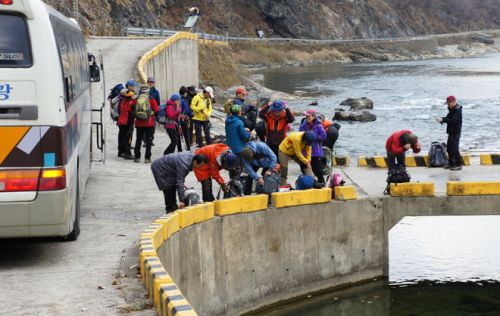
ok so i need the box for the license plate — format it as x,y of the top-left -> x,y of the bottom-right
0,182 -> 4,191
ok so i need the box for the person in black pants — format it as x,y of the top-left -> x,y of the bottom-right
437,96 -> 463,171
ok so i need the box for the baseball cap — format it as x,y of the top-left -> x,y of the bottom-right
446,96 -> 456,103
304,131 -> 317,145
222,153 -> 239,169
170,94 -> 181,101
147,77 -> 155,83
270,100 -> 284,112
236,87 -> 248,95
305,109 -> 317,117
126,79 -> 137,87
204,86 -> 214,98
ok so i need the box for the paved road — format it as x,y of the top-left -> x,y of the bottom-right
0,38 -> 165,316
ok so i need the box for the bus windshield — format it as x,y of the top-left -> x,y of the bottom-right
0,13 -> 32,68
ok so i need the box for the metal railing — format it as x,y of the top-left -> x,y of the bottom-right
125,26 -> 500,45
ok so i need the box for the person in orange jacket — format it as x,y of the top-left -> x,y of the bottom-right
194,144 -> 240,202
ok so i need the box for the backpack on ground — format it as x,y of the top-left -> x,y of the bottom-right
135,93 -> 152,121
295,175 -> 315,190
183,188 -> 200,206
384,165 -> 410,195
256,172 -> 280,195
322,146 -> 333,176
428,141 -> 448,167
157,103 -> 167,124
327,172 -> 346,199
217,179 -> 244,199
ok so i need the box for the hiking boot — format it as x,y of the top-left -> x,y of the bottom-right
443,164 -> 450,169
450,166 -> 462,171
118,153 -> 124,158
144,159 -> 151,164
134,158 -> 140,163
123,154 -> 134,160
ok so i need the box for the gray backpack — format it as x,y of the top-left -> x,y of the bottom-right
429,142 -> 448,167
256,172 -> 280,195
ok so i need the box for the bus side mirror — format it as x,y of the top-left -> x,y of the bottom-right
88,53 -> 100,82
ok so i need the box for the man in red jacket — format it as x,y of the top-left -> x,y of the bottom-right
193,143 -> 240,202
134,85 -> 160,163
385,130 -> 421,169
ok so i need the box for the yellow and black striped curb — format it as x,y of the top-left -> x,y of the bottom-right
332,156 -> 351,167
390,183 -> 435,197
480,154 -> 500,165
138,189 -> 361,314
358,154 -> 471,168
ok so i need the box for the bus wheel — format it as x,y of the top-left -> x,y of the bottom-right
65,176 -> 81,241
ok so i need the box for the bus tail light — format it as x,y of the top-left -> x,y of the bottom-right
0,170 -> 40,192
38,168 -> 66,191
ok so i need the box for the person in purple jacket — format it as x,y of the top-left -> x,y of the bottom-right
299,109 -> 327,184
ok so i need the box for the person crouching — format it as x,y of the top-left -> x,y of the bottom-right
385,130 -> 421,169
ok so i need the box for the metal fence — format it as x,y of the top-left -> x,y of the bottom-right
124,27 -> 500,45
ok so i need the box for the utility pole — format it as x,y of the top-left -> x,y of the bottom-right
72,0 -> 79,22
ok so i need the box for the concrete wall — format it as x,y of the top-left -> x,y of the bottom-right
138,32 -> 199,101
157,196 -> 500,315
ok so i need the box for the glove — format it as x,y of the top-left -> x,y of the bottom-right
221,183 -> 229,194
436,117 -> 443,123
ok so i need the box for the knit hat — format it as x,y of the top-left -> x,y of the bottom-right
304,131 -> 317,145
170,94 -> 181,101
241,147 -> 254,162
231,103 -> 242,115
270,100 -> 284,112
126,79 -> 137,87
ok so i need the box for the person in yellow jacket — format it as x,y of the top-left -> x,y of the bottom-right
278,131 -> 316,186
190,86 -> 214,148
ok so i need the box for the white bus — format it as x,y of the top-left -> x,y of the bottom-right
0,0 -> 98,240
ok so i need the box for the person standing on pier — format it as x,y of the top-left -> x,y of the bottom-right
437,96 -> 463,171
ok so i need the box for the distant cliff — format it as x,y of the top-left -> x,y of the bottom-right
43,0 -> 500,39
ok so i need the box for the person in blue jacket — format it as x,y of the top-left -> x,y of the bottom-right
179,86 -> 193,150
225,104 -> 251,180
240,141 -> 279,195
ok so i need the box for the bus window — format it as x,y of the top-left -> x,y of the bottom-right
0,13 -> 32,68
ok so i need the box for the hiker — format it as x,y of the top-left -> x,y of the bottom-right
243,100 -> 258,131
134,85 -> 160,163
437,96 -> 463,171
117,89 -> 136,159
299,109 -> 327,184
179,86 -> 193,151
147,77 -> 161,146
151,152 -> 208,213
193,144 -> 240,202
240,141 -> 279,195
259,100 -> 295,158
278,131 -> 316,186
224,87 -> 247,114
186,86 -> 197,147
163,94 -> 183,155
318,114 -> 340,151
191,86 -> 214,148
225,104 -> 251,180
385,130 -> 421,170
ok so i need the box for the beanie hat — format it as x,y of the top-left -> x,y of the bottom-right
241,147 -> 254,162
231,103 -> 242,115
170,94 -> 181,101
304,131 -> 317,145
270,100 -> 284,112
126,79 -> 137,87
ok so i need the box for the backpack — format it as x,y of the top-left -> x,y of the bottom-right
183,188 -> 200,206
256,172 -> 280,195
217,179 -> 244,199
295,175 -> 315,190
328,172 -> 346,199
108,83 -> 124,101
384,165 -> 410,195
157,103 -> 167,124
322,146 -> 333,175
429,142 -> 448,167
135,93 -> 152,121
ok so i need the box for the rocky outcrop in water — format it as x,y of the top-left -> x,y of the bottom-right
340,98 -> 374,111
334,109 -> 377,122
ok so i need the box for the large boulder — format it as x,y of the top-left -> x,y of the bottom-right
340,97 -> 374,111
334,109 -> 377,122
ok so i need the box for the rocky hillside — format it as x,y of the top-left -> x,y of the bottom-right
43,0 -> 500,39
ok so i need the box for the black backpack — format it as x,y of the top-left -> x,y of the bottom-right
429,142 -> 448,167
384,165 -> 410,195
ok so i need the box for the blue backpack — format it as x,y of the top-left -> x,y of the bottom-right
157,103 -> 167,124
296,175 -> 315,190
109,83 -> 124,100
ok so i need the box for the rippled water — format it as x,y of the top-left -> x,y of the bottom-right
260,54 -> 500,156
257,55 -> 500,315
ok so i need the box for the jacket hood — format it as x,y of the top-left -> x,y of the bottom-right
226,115 -> 243,124
245,141 -> 257,152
